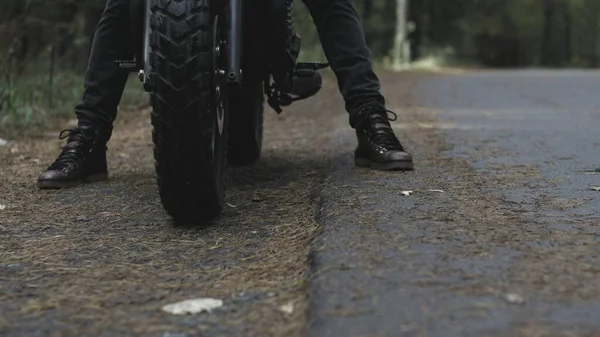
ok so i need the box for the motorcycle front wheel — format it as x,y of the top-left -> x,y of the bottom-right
148,0 -> 227,223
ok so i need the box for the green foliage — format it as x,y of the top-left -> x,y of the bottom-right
0,70 -> 146,131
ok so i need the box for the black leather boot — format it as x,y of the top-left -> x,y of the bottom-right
37,127 -> 108,189
353,107 -> 413,171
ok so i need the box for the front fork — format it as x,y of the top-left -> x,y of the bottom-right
140,0 -> 151,89
226,0 -> 243,84
116,0 -> 151,91
118,0 -> 245,88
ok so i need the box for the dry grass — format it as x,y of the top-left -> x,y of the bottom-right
0,79 -> 345,336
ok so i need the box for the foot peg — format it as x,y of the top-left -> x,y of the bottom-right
266,62 -> 329,113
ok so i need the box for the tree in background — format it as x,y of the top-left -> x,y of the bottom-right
392,0 -> 410,68
4,0 -> 600,73
541,0 -> 571,67
0,0 -> 122,127
4,0 -> 600,128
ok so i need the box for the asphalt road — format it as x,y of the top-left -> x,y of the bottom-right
308,70 -> 600,337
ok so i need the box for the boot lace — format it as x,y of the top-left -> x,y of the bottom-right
47,128 -> 91,171
365,108 -> 404,151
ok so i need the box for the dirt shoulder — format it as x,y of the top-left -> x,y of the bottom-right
0,74 -> 349,336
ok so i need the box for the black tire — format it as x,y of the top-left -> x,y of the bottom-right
149,0 -> 226,223
227,81 -> 264,166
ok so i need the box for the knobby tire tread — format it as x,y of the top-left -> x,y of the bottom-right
149,0 -> 225,222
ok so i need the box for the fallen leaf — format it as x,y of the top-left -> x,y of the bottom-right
226,202 -> 238,208
399,190 -> 413,196
279,302 -> 294,314
162,298 -> 223,315
0,205 -> 6,210
590,186 -> 600,191
428,189 -> 444,193
504,293 -> 525,305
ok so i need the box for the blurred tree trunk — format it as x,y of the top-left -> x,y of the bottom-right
563,1 -> 572,64
541,0 -> 569,67
392,0 -> 410,68
541,0 -> 555,66
408,0 -> 425,60
593,10 -> 600,67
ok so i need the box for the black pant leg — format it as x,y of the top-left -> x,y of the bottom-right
75,0 -> 133,141
301,0 -> 385,126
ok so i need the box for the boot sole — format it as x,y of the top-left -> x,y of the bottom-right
355,157 -> 414,171
37,172 -> 109,190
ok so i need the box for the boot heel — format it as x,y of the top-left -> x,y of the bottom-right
85,172 -> 109,182
354,157 -> 371,167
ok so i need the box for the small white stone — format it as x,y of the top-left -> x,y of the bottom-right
505,293 -> 525,305
279,302 -> 294,314
161,298 -> 223,315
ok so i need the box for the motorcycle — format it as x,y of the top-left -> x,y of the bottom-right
118,0 -> 328,223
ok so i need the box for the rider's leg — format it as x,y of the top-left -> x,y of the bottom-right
75,0 -> 133,139
38,0 -> 132,189
302,0 -> 413,170
301,0 -> 383,117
